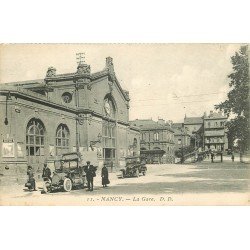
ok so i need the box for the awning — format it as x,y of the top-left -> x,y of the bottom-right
140,149 -> 166,154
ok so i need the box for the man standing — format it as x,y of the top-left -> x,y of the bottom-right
231,153 -> 235,162
84,161 -> 96,191
211,152 -> 214,163
42,162 -> 52,182
27,165 -> 37,191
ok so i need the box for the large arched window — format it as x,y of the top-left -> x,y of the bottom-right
104,94 -> 116,119
26,118 -> 45,156
56,124 -> 70,155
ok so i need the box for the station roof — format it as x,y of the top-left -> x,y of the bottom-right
130,119 -> 174,132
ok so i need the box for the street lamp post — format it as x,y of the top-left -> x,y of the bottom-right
181,130 -> 184,164
4,91 -> 12,125
90,133 -> 102,150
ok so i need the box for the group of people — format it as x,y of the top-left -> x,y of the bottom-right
26,161 -> 110,192
84,161 -> 110,191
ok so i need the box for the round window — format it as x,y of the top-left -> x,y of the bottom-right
62,92 -> 72,103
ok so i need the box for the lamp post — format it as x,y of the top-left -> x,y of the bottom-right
4,91 -> 12,125
90,133 -> 102,150
181,130 -> 184,164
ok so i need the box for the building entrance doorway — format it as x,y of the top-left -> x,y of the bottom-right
26,118 -> 46,170
102,122 -> 116,171
103,148 -> 115,159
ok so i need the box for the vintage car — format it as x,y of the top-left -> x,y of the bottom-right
117,156 -> 147,178
43,152 -> 86,193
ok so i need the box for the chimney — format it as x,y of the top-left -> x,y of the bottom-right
157,118 -> 165,125
46,67 -> 56,77
76,63 -> 91,75
106,57 -> 114,72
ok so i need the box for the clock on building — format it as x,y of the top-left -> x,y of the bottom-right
62,92 -> 72,103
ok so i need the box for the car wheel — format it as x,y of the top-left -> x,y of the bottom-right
43,181 -> 50,193
136,169 -> 139,178
121,171 -> 124,179
63,178 -> 72,192
143,171 -> 146,176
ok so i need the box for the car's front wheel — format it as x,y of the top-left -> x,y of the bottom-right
43,181 -> 51,193
136,169 -> 139,178
120,171 -> 124,179
63,178 -> 72,192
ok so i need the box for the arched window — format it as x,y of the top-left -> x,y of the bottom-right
56,124 -> 70,155
133,138 -> 138,147
26,118 -> 45,156
104,94 -> 116,118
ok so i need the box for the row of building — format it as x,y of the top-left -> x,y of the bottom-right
0,57 -> 228,177
130,110 -> 228,164
172,112 -> 228,152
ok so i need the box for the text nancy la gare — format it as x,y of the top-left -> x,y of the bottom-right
86,196 -> 173,202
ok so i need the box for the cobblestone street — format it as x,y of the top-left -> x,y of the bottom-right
1,159 -> 249,205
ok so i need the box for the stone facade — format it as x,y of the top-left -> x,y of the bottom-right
203,111 -> 228,151
130,119 -> 175,164
172,124 -> 191,151
178,111 -> 228,152
184,115 -> 203,135
0,57 -> 140,179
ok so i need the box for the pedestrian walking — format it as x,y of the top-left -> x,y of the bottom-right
42,162 -> 52,182
84,161 -> 96,191
231,153 -> 235,162
211,152 -> 214,163
101,164 -> 110,188
26,165 -> 37,191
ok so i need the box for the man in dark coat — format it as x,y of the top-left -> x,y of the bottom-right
231,153 -> 235,162
27,165 -> 37,191
101,164 -> 110,188
42,163 -> 52,182
84,161 -> 96,191
211,152 -> 214,163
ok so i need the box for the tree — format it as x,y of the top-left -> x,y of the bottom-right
215,45 -> 249,153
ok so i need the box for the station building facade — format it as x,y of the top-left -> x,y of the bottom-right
0,57 -> 140,178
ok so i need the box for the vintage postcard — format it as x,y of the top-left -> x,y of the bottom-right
0,44 -> 249,205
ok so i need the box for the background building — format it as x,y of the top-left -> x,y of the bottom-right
130,118 -> 175,164
173,127 -> 191,151
183,115 -> 204,149
184,115 -> 203,135
203,111 -> 228,151
0,57 -> 140,179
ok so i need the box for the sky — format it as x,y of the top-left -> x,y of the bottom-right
0,44 -> 241,122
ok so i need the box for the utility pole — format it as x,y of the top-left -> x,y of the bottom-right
181,130 -> 184,164
75,53 -> 85,153
75,85 -> 80,153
